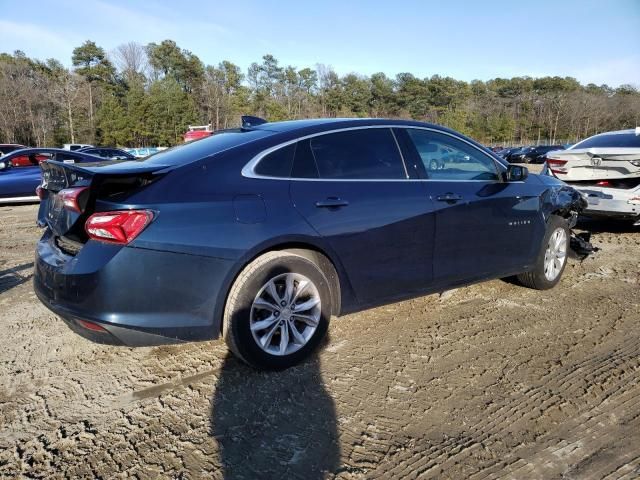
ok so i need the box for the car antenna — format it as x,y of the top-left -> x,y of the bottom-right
241,115 -> 268,129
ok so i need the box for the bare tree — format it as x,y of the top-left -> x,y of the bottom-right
112,42 -> 149,79
51,71 -> 84,143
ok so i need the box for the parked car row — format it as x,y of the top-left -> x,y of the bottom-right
124,147 -> 169,158
493,145 -> 567,164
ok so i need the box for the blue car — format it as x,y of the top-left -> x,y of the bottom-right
0,148 -> 106,204
34,118 -> 586,369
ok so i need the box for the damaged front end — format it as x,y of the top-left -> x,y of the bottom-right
537,172 -> 598,259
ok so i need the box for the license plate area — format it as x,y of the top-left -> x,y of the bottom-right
46,192 -> 65,225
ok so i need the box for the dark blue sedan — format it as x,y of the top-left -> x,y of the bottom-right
34,118 -> 586,369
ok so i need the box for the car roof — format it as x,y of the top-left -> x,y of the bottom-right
251,117 -> 452,134
588,128 -> 638,137
249,118 -> 487,149
246,117 -> 506,168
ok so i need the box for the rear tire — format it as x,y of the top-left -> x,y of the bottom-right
517,215 -> 569,290
223,251 -> 332,370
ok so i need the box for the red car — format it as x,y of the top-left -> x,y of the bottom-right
184,125 -> 213,143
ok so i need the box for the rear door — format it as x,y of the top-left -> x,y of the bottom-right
399,128 -> 544,283
289,127 -> 436,306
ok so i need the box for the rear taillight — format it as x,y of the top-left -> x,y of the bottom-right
547,159 -> 568,174
58,187 -> 89,213
85,210 -> 154,244
596,181 -> 611,187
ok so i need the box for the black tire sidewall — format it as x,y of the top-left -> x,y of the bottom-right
227,255 -> 332,370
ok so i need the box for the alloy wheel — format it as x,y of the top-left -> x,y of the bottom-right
249,273 -> 321,356
543,227 -> 567,281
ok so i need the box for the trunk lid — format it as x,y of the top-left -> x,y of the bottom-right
38,160 -> 170,239
547,147 -> 640,181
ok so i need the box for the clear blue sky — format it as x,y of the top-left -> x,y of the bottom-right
1,0 -> 639,87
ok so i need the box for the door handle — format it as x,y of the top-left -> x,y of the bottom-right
435,193 -> 463,203
315,197 -> 349,208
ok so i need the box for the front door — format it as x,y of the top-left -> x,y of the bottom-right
399,127 -> 544,284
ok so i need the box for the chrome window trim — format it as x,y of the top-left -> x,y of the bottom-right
241,124 -> 506,182
389,128 -> 409,179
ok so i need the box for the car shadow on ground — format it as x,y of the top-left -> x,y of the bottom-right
209,348 -> 340,479
0,262 -> 34,295
208,260 -> 340,477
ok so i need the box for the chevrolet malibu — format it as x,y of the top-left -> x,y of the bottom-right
34,118 -> 586,369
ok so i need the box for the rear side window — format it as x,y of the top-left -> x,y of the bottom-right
254,144 -> 296,177
573,132 -> 640,149
309,129 -> 406,179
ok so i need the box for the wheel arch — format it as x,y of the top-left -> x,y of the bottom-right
215,237 -> 351,335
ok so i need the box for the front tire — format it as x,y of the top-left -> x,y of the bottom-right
223,251 -> 332,370
517,215 -> 569,290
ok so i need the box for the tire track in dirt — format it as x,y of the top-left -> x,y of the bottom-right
361,334 -> 640,479
1,205 -> 639,478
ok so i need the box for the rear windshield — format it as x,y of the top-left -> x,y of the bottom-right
142,129 -> 274,166
573,132 -> 640,149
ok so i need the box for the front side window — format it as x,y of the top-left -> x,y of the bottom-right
308,128 -> 406,179
405,129 -> 499,181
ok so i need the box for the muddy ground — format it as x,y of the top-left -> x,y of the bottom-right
0,202 -> 639,479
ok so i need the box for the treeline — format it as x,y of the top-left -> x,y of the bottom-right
1,40 -> 639,148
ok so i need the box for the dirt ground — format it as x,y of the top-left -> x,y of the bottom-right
0,202 -> 639,479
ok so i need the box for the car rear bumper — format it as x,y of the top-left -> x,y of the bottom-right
34,229 -> 235,346
576,186 -> 640,222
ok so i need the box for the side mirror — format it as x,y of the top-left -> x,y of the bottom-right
506,164 -> 528,182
